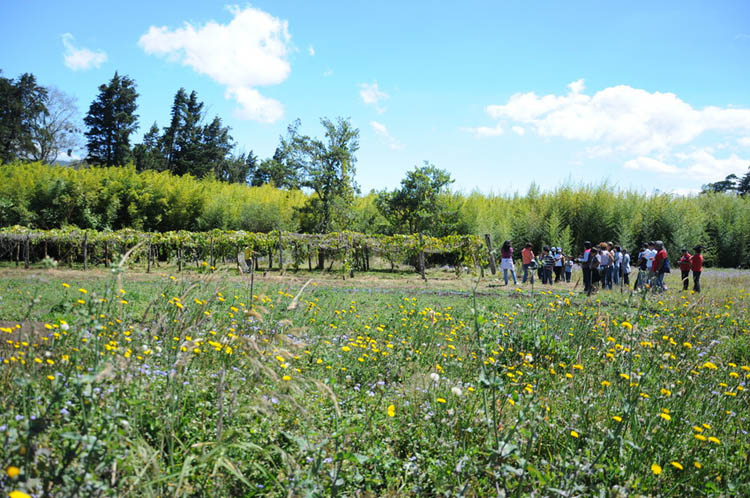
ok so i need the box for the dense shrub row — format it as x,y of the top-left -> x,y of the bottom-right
2,162 -> 749,267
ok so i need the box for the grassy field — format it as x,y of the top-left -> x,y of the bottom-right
1,263 -> 749,496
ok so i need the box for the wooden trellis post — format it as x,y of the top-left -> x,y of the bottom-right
418,233 -> 426,281
23,235 -> 30,269
83,232 -> 89,270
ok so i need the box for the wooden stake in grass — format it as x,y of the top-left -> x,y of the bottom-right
484,234 -> 497,276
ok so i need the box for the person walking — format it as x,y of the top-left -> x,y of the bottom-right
691,245 -> 704,293
499,240 -> 518,286
679,248 -> 692,291
521,243 -> 534,284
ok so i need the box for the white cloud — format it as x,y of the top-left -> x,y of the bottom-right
323,68 -> 333,77
61,33 -> 107,71
624,156 -> 680,174
139,5 -> 291,123
674,149 -> 749,181
479,79 -> 750,156
359,81 -> 389,113
370,121 -> 403,150
474,79 -> 750,183
625,149 -> 748,182
226,87 -> 283,123
464,124 -> 504,137
308,45 -> 315,56
511,126 -> 525,136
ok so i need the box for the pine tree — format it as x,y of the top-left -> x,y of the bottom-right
0,72 -> 48,162
83,72 -> 139,166
133,122 -> 166,171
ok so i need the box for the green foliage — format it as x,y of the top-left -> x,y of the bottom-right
286,118 -> 360,233
375,162 -> 456,235
0,71 -> 48,163
84,72 -> 139,166
2,162 -> 750,267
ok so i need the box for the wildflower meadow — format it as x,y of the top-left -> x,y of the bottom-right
0,262 -> 748,496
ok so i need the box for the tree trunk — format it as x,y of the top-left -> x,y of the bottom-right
484,234 -> 497,275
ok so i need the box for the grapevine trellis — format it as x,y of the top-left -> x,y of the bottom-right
0,226 -> 489,277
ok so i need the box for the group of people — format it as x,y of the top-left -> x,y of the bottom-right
499,241 -> 574,286
496,240 -> 705,294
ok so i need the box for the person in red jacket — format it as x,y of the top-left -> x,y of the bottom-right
679,248 -> 692,291
691,245 -> 704,293
652,241 -> 668,292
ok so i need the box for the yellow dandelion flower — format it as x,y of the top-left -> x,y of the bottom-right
708,436 -> 720,444
612,416 -> 622,423
78,288 -> 87,294
10,491 -> 31,498
282,375 -> 291,381
436,398 -> 447,404
694,461 -> 702,469
6,466 -> 20,478
621,321 -> 633,330
659,413 -> 671,421
570,430 -> 579,438
651,463 -> 662,475
670,461 -> 683,470
387,404 -> 395,417
694,434 -> 707,441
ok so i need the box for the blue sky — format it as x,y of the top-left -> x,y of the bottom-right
2,0 -> 750,195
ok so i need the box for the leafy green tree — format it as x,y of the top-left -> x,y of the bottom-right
285,118 -> 360,234
0,71 -> 48,162
375,162 -> 456,235
251,147 -> 301,189
84,72 -> 139,166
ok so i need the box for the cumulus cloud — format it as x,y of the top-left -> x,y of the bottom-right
308,45 -> 315,56
359,81 -> 389,113
738,137 -> 750,147
472,79 -> 750,182
139,5 -> 291,123
511,126 -> 525,136
370,121 -> 403,150
61,33 -> 107,71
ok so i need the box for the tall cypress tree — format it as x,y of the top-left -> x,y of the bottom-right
84,72 -> 139,166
